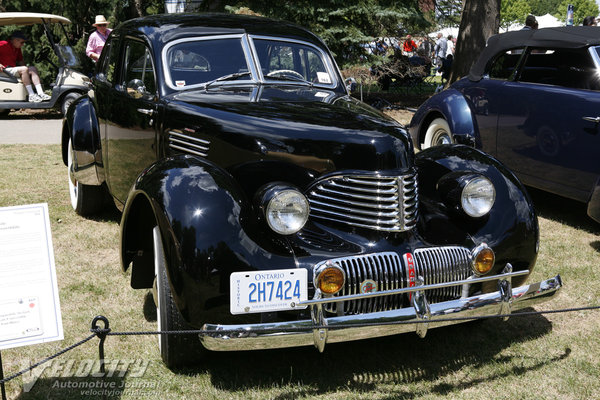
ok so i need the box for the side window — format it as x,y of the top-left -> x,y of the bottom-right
518,48 -> 598,90
123,40 -> 156,99
99,37 -> 120,84
518,49 -> 560,85
488,50 -> 521,80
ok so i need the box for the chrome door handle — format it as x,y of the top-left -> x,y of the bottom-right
582,116 -> 600,123
137,108 -> 155,116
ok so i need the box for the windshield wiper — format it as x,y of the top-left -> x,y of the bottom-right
266,74 -> 313,87
201,71 -> 252,90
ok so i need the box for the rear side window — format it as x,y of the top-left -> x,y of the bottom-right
518,48 -> 599,90
488,50 -> 521,80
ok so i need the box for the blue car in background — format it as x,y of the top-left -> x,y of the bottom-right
409,26 -> 600,223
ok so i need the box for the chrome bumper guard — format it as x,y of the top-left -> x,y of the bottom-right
200,265 -> 562,352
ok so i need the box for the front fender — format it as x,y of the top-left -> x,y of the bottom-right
61,95 -> 104,185
121,155 -> 296,326
409,88 -> 478,149
415,144 -> 539,287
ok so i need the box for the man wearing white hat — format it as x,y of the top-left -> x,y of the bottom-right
86,15 -> 111,61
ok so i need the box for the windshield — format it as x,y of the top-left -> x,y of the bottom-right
164,37 -> 250,89
253,38 -> 333,86
55,45 -> 81,68
163,35 -> 336,90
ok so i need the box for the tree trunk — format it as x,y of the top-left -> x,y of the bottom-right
448,0 -> 500,84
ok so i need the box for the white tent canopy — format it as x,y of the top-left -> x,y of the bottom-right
431,14 -> 563,37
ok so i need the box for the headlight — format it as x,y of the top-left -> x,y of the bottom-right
461,176 -> 496,217
260,185 -> 309,235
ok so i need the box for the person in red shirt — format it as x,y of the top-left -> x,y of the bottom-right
0,31 -> 50,102
403,35 -> 418,55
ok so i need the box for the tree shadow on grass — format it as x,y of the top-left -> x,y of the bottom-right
170,310 -> 565,398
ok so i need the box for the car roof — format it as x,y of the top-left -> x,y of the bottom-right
469,26 -> 600,81
0,12 -> 70,26
115,13 -> 326,48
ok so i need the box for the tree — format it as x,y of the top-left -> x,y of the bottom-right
500,0 -> 531,31
217,1 -> 429,67
448,0 -> 500,84
435,0 -> 463,27
529,0 -> 562,15
554,0 -> 599,25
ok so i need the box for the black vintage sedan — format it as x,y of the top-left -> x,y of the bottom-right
62,13 -> 561,368
409,27 -> 600,223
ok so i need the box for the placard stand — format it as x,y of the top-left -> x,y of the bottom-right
0,350 -> 6,400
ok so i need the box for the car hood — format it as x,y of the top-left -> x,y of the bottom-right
165,86 -> 414,174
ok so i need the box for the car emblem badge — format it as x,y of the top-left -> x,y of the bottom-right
360,279 -> 377,294
3,89 -> 11,93
403,252 -> 416,300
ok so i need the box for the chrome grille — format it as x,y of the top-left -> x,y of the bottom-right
319,252 -> 406,315
319,246 -> 472,315
168,130 -> 210,157
307,173 -> 418,232
413,246 -> 473,303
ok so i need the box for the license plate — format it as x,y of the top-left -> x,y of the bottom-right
230,269 -> 308,314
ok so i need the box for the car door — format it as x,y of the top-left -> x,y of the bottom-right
495,46 -> 600,202
103,38 -> 159,204
460,49 -> 525,155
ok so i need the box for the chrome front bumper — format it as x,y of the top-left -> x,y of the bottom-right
200,267 -> 562,352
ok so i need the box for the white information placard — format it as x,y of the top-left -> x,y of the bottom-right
0,203 -> 63,350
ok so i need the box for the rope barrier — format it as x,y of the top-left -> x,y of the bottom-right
1,304 -> 599,387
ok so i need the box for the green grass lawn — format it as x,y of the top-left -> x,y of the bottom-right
0,144 -> 599,399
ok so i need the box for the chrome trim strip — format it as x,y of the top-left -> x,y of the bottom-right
169,145 -> 208,158
200,275 -> 562,351
168,131 -> 211,157
168,131 -> 210,145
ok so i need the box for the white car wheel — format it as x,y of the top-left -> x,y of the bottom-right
423,118 -> 453,149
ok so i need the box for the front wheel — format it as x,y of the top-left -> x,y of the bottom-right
153,226 -> 205,368
423,118 -> 453,149
67,138 -> 106,216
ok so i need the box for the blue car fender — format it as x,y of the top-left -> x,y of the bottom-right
410,88 -> 478,149
120,155 -> 295,324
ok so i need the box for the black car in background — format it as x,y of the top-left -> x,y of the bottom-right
62,13 -> 561,368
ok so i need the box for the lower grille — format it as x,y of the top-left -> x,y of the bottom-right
318,246 -> 472,315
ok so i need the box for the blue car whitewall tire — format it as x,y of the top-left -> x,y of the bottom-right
424,118 -> 453,149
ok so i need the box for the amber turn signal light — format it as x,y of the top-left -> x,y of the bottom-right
472,244 -> 495,275
316,263 -> 345,295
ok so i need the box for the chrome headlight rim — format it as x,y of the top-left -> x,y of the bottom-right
259,184 -> 310,235
471,243 -> 495,276
461,175 -> 496,218
313,261 -> 346,295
